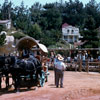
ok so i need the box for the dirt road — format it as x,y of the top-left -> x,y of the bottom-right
0,71 -> 100,100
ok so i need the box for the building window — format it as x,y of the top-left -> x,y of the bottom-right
64,36 -> 68,40
67,29 -> 69,33
74,36 -> 78,42
71,30 -> 74,34
69,36 -> 73,43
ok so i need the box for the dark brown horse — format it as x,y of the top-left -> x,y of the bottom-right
9,55 -> 43,92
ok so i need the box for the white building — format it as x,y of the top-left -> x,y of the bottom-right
0,20 -> 11,29
62,23 -> 82,43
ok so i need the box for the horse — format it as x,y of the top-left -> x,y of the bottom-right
0,55 -> 16,89
8,55 -> 43,91
0,56 -> 5,89
0,55 -> 12,89
4,55 -> 16,89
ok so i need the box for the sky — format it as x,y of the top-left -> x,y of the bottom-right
0,0 -> 100,7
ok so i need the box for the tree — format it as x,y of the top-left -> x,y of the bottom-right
85,0 -> 100,28
62,0 -> 84,26
29,2 -> 42,24
14,1 -> 29,31
0,33 -> 6,46
82,15 -> 99,48
42,3 -> 62,30
11,32 -> 26,39
1,0 -> 12,19
27,23 -> 42,40
0,5 -> 2,19
41,29 -> 61,47
50,29 -> 62,42
41,30 -> 55,47
0,25 -> 4,32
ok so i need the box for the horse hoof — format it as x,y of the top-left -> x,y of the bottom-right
16,90 -> 20,93
15,88 -> 20,93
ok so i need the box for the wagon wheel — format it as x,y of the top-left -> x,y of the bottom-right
38,71 -> 45,87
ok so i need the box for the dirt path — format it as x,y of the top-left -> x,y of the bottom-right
0,71 -> 100,100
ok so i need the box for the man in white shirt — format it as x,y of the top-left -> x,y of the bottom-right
53,55 -> 58,85
55,54 -> 66,88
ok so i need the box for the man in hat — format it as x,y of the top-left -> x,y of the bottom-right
53,54 -> 59,85
55,54 -> 66,88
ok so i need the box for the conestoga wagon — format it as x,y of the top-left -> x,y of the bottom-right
0,36 -> 49,92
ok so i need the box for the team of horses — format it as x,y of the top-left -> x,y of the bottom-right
0,55 -> 44,92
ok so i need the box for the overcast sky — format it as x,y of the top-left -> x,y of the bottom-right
0,0 -> 100,7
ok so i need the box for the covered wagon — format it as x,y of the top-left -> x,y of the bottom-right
14,36 -> 49,89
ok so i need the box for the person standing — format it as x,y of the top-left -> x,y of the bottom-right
54,54 -> 58,85
82,52 -> 86,68
55,54 -> 66,88
77,51 -> 82,72
98,55 -> 100,61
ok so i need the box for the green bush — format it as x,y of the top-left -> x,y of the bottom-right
0,33 -> 6,46
11,32 -> 26,39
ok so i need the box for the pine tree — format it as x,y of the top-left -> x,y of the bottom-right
82,15 -> 99,48
1,0 -> 11,19
0,33 -> 6,46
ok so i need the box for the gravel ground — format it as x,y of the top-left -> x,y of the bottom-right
0,71 -> 100,100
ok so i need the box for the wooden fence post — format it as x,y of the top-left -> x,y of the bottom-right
75,62 -> 77,72
86,60 -> 89,72
79,60 -> 82,72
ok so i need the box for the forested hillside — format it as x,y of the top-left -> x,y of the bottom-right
0,0 -> 100,47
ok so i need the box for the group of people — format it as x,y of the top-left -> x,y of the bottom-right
21,49 -> 100,88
